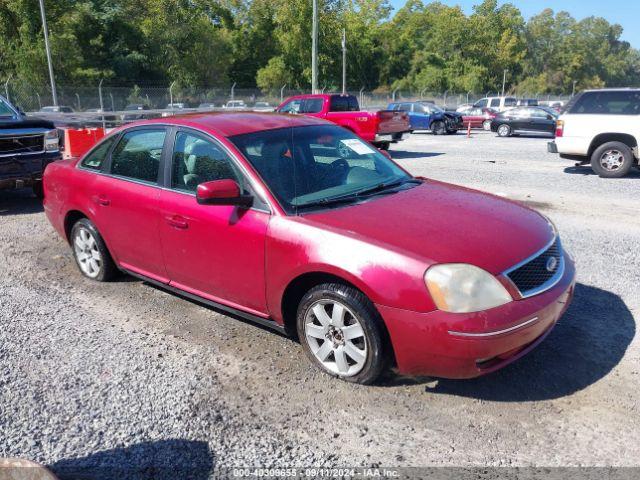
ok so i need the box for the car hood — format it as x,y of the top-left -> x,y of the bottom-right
0,116 -> 55,131
300,180 -> 554,275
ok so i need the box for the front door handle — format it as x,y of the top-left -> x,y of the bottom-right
92,195 -> 110,206
165,215 -> 188,229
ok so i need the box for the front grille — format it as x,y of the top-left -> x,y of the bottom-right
0,134 -> 44,155
506,238 -> 563,297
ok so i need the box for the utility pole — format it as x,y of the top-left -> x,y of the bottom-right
341,29 -> 346,95
501,69 -> 508,97
38,0 -> 58,106
311,0 -> 319,94
572,80 -> 578,97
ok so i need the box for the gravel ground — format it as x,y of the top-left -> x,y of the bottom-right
0,130 -> 638,478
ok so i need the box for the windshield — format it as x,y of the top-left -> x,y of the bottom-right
230,125 -> 413,213
0,98 -> 17,118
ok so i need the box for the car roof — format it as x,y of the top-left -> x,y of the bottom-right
130,112 -> 329,137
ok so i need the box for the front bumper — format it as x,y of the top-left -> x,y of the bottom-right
378,255 -> 576,379
547,141 -> 558,153
0,150 -> 61,190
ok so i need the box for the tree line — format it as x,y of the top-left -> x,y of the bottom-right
1,0 -> 638,95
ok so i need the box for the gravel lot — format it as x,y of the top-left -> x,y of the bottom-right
0,130 -> 638,477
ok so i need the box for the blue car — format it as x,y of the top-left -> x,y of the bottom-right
387,101 -> 463,135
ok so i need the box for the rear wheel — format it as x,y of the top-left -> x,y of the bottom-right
71,218 -> 117,281
296,283 -> 387,384
483,120 -> 492,131
590,141 -> 634,178
497,124 -> 511,137
376,141 -> 390,151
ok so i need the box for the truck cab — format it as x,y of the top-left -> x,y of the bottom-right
0,95 -> 61,198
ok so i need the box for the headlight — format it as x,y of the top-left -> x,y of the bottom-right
425,264 -> 512,313
44,129 -> 59,151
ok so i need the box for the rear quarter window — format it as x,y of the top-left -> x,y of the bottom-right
569,91 -> 640,115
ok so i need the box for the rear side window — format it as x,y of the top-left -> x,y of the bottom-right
80,136 -> 117,170
490,98 -> 501,108
569,91 -> 640,115
109,129 -> 166,184
329,95 -> 359,112
301,98 -> 324,113
504,97 -> 517,107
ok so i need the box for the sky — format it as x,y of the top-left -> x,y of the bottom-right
389,0 -> 640,47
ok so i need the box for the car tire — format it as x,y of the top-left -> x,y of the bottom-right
32,181 -> 44,200
431,121 -> 446,135
377,141 -> 390,151
447,129 -> 458,135
497,124 -> 511,137
590,141 -> 634,178
483,120 -> 492,131
296,283 -> 388,384
71,218 -> 118,281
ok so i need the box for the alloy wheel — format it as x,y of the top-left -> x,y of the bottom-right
73,227 -> 102,278
483,120 -> 491,131
304,299 -> 368,377
498,124 -> 510,137
599,149 -> 624,172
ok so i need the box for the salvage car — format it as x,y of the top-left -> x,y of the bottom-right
491,106 -> 558,137
0,94 -> 61,198
387,101 -> 462,135
43,113 -> 575,384
278,94 -> 409,149
460,107 -> 498,130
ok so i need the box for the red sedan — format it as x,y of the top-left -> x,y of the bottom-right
43,113 -> 575,384
461,107 -> 498,130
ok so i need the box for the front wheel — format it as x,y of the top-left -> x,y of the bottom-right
296,283 -> 387,384
71,218 -> 118,281
431,121 -> 446,135
590,141 -> 634,178
497,124 -> 512,137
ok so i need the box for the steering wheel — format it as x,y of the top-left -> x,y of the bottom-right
330,158 -> 350,183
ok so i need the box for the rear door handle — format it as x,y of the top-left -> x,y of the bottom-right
165,215 -> 188,229
92,195 -> 110,206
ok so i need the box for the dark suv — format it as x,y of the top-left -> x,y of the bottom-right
1,95 -> 61,198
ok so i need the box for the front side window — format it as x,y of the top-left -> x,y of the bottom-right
230,125 -> 414,213
171,132 -> 240,192
109,129 -> 166,184
398,103 -> 412,112
0,99 -> 17,118
279,99 -> 302,114
475,99 -> 488,108
504,97 -> 517,107
80,136 -> 117,170
490,98 -> 501,108
569,91 -> 640,115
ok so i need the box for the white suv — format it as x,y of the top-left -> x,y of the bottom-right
548,88 -> 640,178
473,96 -> 518,112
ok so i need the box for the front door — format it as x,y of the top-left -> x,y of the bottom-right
158,129 -> 270,316
96,127 -> 168,282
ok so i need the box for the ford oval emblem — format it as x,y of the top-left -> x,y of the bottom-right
546,256 -> 558,273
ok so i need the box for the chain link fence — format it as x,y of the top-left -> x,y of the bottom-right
3,82 -> 572,115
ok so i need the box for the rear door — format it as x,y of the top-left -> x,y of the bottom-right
158,128 -> 270,315
95,126 -> 169,281
529,108 -> 556,134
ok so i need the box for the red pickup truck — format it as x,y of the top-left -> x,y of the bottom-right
276,94 -> 410,150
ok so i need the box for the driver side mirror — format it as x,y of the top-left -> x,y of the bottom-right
196,179 -> 253,208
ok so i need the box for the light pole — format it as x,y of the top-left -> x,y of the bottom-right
75,93 -> 81,111
572,80 -> 578,97
341,29 -> 347,95
280,84 -> 287,103
38,0 -> 58,106
169,81 -> 176,108
4,75 -> 11,101
98,79 -> 105,130
311,0 -> 319,93
230,82 -> 236,100
501,69 -> 508,97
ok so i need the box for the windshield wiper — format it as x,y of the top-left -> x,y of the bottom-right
295,178 -> 420,211
350,177 -> 420,197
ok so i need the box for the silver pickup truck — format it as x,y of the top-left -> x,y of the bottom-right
1,95 -> 61,198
